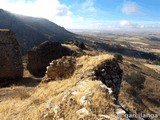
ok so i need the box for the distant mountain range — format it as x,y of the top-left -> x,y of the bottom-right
0,9 -> 75,53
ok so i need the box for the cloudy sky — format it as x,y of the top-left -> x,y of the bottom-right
0,0 -> 160,30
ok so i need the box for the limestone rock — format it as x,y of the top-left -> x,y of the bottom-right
116,108 -> 126,117
98,114 -> 111,119
76,108 -> 89,118
80,96 -> 88,105
27,41 -> 73,77
0,29 -> 23,79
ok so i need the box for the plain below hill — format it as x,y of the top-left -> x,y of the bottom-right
0,9 -> 75,53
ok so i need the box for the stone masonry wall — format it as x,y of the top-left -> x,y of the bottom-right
45,56 -> 76,81
0,29 -> 23,79
92,59 -> 123,100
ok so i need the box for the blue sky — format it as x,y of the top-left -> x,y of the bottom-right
0,0 -> 160,30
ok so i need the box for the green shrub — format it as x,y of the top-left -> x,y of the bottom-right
114,53 -> 123,62
78,42 -> 86,49
124,72 -> 146,89
152,59 -> 160,65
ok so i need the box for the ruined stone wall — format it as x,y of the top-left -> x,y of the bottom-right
92,59 -> 123,100
0,29 -> 23,79
27,41 -> 63,77
42,55 -> 124,119
44,55 -> 122,100
45,56 -> 76,81
27,41 -> 74,77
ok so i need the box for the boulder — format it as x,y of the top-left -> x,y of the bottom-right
0,29 -> 23,79
27,41 -> 73,77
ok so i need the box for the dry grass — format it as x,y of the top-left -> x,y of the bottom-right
119,81 -> 152,115
1,51 -> 159,119
0,54 -> 115,120
129,41 -> 148,46
62,43 -> 101,56
62,44 -> 81,52
23,69 -> 32,77
141,76 -> 160,114
144,64 -> 160,73
150,49 -> 160,54
116,37 -> 141,41
119,56 -> 160,119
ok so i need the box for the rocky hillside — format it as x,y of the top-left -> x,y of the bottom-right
0,35 -> 159,119
0,54 -> 125,120
0,9 -> 75,53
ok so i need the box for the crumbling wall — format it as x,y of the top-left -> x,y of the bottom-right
45,56 -> 76,80
92,59 -> 123,100
0,29 -> 23,79
44,55 -> 123,101
41,55 -> 124,119
27,41 -> 74,77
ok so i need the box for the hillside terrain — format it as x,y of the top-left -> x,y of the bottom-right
75,31 -> 160,61
0,14 -> 160,119
0,42 -> 159,120
0,9 -> 75,53
0,0 -> 160,119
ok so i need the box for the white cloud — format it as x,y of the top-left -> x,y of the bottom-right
78,16 -> 84,22
120,20 -> 137,28
82,0 -> 96,12
122,2 -> 139,14
0,0 -> 73,28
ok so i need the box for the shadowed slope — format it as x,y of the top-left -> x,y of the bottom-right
0,9 -> 75,53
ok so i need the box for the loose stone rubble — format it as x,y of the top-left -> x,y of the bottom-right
76,108 -> 90,118
45,56 -> 76,80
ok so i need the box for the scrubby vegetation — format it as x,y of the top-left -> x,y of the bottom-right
124,72 -> 146,89
152,59 -> 160,65
114,53 -> 123,62
94,42 -> 160,60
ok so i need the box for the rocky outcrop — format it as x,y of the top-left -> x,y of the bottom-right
0,29 -> 23,79
92,59 -> 123,101
27,41 -> 73,77
44,56 -> 76,81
